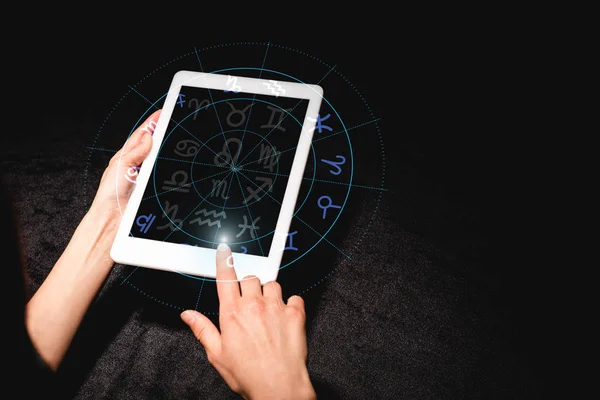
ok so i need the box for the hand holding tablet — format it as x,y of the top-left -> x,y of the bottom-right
110,70 -> 323,284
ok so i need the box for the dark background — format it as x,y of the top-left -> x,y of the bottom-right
2,34 -> 543,399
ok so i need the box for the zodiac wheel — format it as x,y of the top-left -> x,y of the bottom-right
84,42 -> 386,314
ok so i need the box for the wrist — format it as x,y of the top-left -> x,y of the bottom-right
66,201 -> 122,270
246,367 -> 316,400
85,200 -> 122,241
296,370 -> 317,400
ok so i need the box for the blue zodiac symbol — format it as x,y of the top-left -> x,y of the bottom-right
285,231 -> 298,251
177,94 -> 186,107
320,155 -> 346,176
224,75 -> 241,93
310,113 -> 332,133
241,246 -> 248,254
317,196 -> 341,219
136,213 -> 156,234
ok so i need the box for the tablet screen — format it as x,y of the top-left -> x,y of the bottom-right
129,85 -> 310,257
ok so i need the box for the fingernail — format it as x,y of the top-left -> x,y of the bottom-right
217,243 -> 230,252
180,310 -> 195,324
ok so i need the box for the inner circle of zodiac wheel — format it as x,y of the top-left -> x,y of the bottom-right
84,42 -> 386,314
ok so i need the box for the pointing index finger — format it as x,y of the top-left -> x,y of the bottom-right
216,243 -> 240,304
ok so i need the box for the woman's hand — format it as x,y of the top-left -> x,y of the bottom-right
180,244 -> 316,400
89,109 -> 160,224
26,110 -> 161,371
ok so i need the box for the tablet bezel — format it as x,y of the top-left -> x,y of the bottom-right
110,70 -> 323,284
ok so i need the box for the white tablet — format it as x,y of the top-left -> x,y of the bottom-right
110,70 -> 323,284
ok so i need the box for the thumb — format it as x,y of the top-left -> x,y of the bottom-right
180,310 -> 222,356
120,109 -> 160,166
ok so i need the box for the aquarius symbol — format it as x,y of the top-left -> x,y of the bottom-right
285,231 -> 298,251
261,105 -> 291,132
177,93 -> 186,107
225,102 -> 252,128
236,215 -> 261,239
308,113 -> 333,133
262,80 -> 285,97
136,213 -> 156,234
189,209 -> 227,228
317,196 -> 341,219
224,75 -> 241,93
321,155 -> 346,175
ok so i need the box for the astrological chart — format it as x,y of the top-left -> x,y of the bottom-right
84,42 -> 386,314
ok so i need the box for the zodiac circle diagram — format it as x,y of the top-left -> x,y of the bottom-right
84,42 -> 386,315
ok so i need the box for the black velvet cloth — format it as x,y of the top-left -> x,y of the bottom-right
2,37 -> 543,399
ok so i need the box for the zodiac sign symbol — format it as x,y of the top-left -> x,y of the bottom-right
308,113 -> 332,133
226,254 -> 235,267
189,209 -> 227,228
124,166 -> 140,184
214,137 -> 242,167
163,170 -> 191,193
261,105 -> 291,132
225,102 -> 252,128
285,231 -> 298,251
224,75 -> 241,93
188,98 -> 211,120
174,139 -> 200,158
272,230 -> 299,253
317,196 -> 341,219
236,215 -> 261,239
157,201 -> 183,231
210,179 -> 230,200
135,213 -> 156,234
262,80 -> 285,97
177,93 -> 186,107
140,119 -> 157,136
244,176 -> 273,203
258,143 -> 278,172
321,155 -> 346,176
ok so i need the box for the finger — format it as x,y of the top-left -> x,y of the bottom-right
112,109 -> 160,167
122,130 -> 152,167
287,295 -> 306,312
262,280 -> 283,300
180,310 -> 221,357
239,275 -> 262,297
216,243 -> 241,304
121,109 -> 162,151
